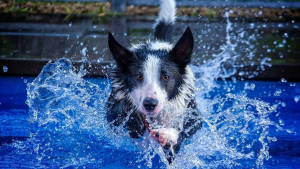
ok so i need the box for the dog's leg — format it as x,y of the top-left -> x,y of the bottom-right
149,99 -> 202,163
181,99 -> 202,138
150,128 -> 179,147
106,96 -> 146,139
106,96 -> 128,127
149,128 -> 182,163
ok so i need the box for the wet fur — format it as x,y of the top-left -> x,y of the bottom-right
106,0 -> 202,164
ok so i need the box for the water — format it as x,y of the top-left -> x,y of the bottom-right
1,15 -> 300,168
2,66 -> 8,73
0,65 -> 299,168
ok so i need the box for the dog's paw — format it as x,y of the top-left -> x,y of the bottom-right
150,128 -> 179,149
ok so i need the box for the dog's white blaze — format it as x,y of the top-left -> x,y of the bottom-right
144,56 -> 167,114
130,55 -> 168,116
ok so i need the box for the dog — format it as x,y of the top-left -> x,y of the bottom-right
106,0 -> 202,163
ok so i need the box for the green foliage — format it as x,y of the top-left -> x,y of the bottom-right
64,5 -> 73,14
98,3 -> 103,14
206,9 -> 216,18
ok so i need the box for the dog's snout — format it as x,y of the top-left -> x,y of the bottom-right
143,97 -> 158,111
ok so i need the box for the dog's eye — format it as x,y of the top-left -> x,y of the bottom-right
162,75 -> 170,81
136,74 -> 143,80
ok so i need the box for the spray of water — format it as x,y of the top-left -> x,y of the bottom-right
4,58 -> 140,168
5,13 -> 291,168
169,11 -> 288,168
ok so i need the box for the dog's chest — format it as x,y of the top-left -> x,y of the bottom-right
149,105 -> 186,130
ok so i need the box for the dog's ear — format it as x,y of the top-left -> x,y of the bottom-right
170,27 -> 194,68
108,32 -> 133,68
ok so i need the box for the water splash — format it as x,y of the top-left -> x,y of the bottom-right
8,58 -> 140,168
169,11 -> 286,168
3,14 -> 290,168
3,66 -> 8,73
171,92 -> 284,168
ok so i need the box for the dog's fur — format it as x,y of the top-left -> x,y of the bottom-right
106,0 -> 202,163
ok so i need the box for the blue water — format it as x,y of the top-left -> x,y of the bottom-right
0,60 -> 299,168
1,12 -> 300,167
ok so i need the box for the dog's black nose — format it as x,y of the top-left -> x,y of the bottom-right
143,97 -> 158,111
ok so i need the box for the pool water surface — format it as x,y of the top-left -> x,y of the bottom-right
0,73 -> 299,168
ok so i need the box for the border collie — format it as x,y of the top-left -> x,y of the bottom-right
106,0 -> 202,163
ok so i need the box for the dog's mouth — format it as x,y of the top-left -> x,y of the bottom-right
140,106 -> 162,117
143,110 -> 159,117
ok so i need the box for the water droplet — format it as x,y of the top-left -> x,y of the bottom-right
227,93 -> 234,98
277,43 -> 284,48
225,11 -> 229,18
274,89 -> 282,96
282,39 -> 287,44
239,71 -> 245,76
3,66 -> 8,73
258,10 -> 262,15
97,58 -> 104,63
69,22 -> 72,27
250,83 -> 255,90
281,78 -> 287,83
290,83 -> 296,86
24,79 -> 27,83
294,96 -> 300,103
81,47 -> 87,56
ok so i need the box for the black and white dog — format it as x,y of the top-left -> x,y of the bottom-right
106,0 -> 202,163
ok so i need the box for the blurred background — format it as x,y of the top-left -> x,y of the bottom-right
0,0 -> 299,80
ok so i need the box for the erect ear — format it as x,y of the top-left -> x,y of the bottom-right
108,32 -> 133,68
170,27 -> 194,68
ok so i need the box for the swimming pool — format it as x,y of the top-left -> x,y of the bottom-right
0,67 -> 299,168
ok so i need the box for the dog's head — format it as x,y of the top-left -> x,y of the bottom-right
108,27 -> 194,117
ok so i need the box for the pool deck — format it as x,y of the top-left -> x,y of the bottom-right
0,13 -> 300,81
